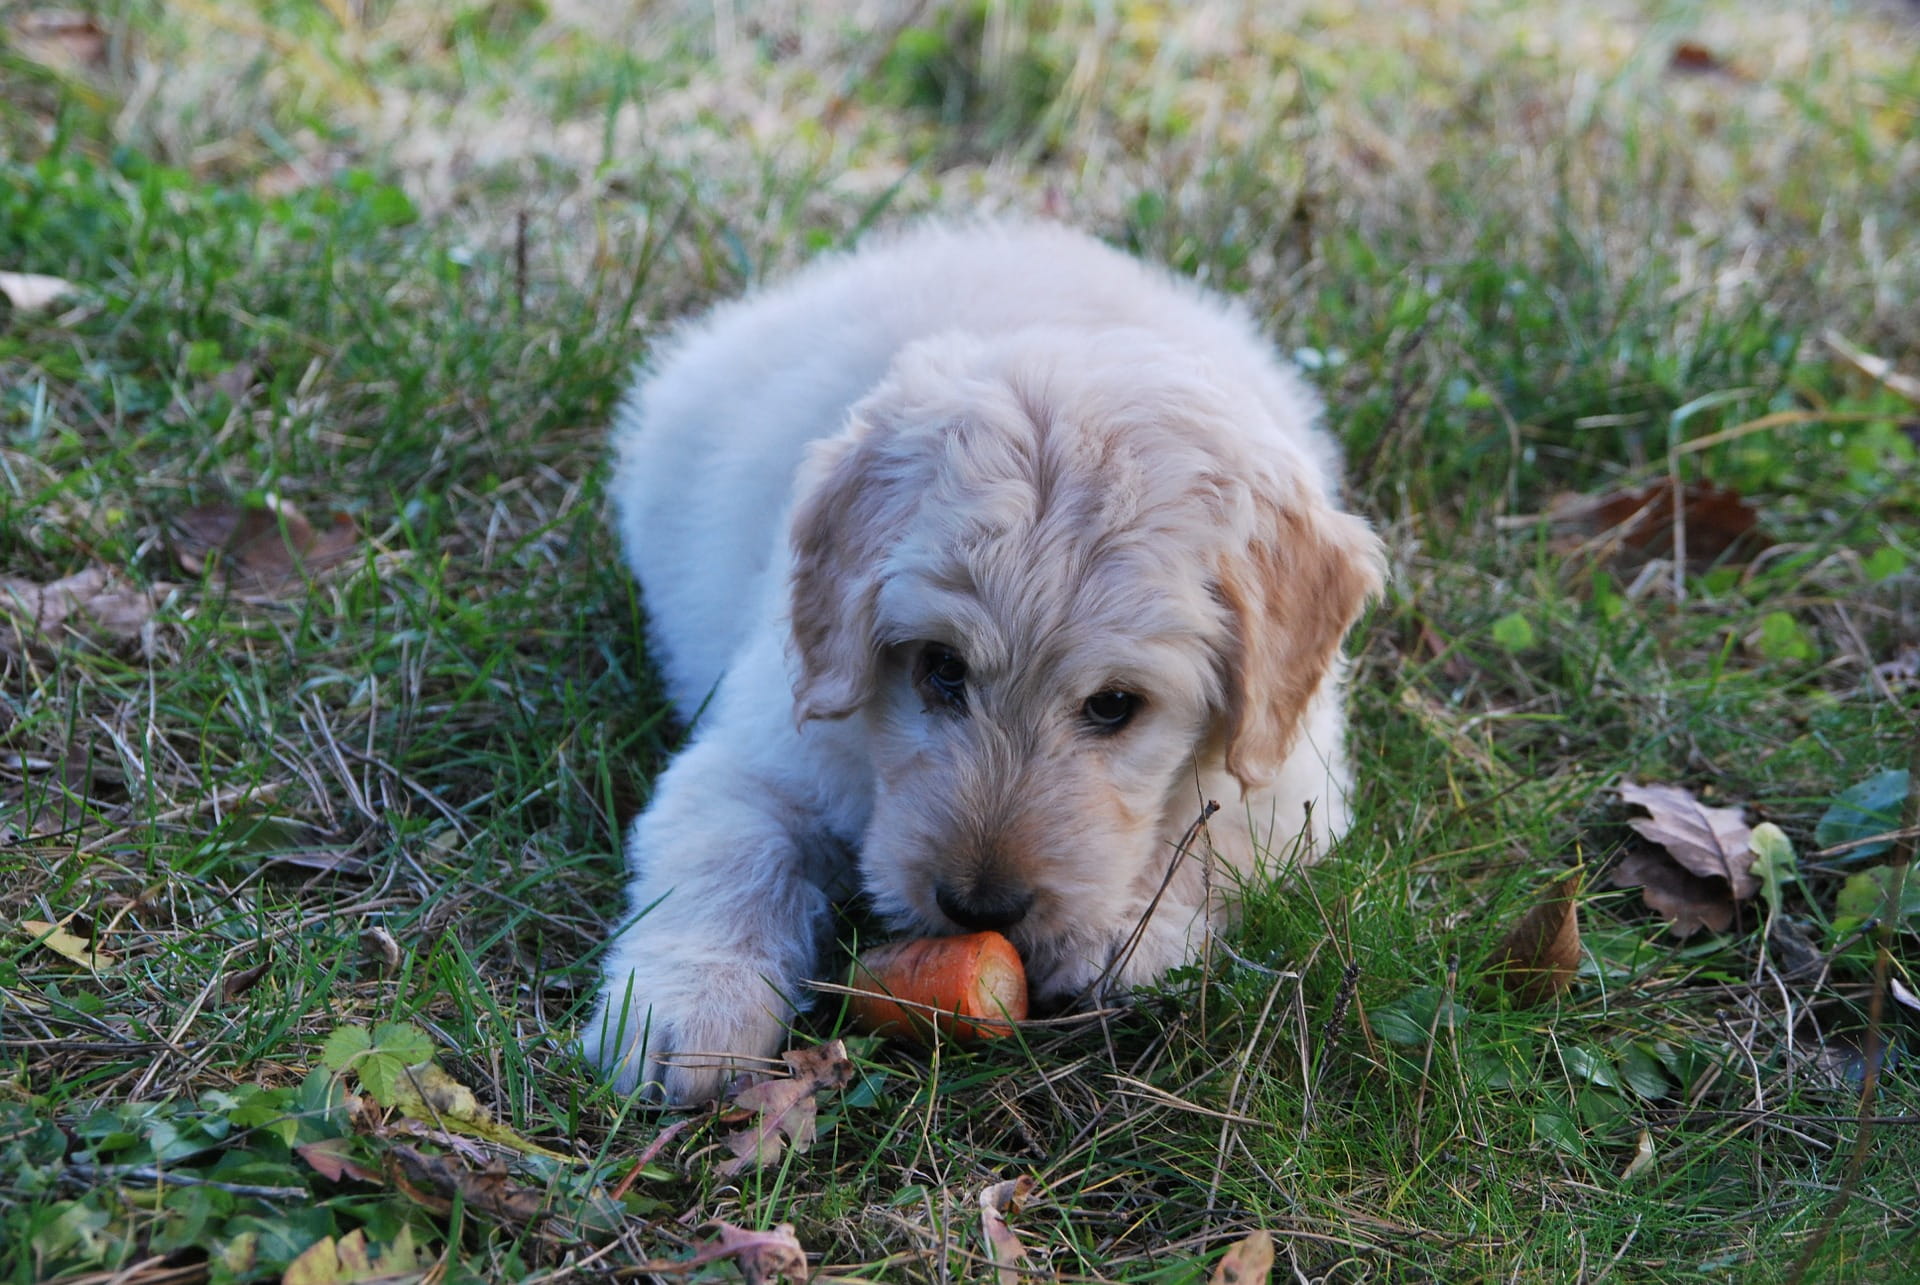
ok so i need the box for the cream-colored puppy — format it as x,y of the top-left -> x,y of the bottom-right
584,221 -> 1383,1104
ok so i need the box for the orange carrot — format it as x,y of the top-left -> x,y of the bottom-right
846,931 -> 1029,1043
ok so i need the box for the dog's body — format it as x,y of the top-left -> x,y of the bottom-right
585,221 -> 1383,1104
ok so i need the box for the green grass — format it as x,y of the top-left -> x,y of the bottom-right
3,2 -> 1918,1281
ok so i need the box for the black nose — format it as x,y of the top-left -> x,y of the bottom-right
935,881 -> 1034,933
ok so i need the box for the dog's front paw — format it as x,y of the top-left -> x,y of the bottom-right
582,959 -> 797,1105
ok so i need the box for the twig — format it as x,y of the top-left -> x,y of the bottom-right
61,1162 -> 307,1200
1067,801 -> 1218,1010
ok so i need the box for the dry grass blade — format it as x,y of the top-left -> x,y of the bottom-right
1824,329 -> 1920,405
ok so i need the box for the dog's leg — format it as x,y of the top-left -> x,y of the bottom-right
581,733 -> 833,1104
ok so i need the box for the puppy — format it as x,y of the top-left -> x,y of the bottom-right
583,220 -> 1384,1104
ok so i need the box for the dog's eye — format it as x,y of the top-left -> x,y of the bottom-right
1082,689 -> 1138,732
916,644 -> 969,710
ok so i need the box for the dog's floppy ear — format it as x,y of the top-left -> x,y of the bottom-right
787,419 -> 911,723
1215,493 -> 1385,790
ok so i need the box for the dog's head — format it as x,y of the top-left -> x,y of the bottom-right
786,327 -> 1384,1001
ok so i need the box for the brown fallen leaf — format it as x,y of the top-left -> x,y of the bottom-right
1485,871 -> 1583,1006
632,1222 -> 809,1284
717,1039 -> 855,1176
9,11 -> 110,71
0,269 -> 77,310
170,497 -> 361,593
1211,1229 -> 1275,1285
385,1145 -> 550,1228
1668,40 -> 1749,79
1607,849 -> 1737,937
1618,781 -> 1757,899
1542,481 -> 1766,569
295,1138 -> 384,1186
980,1175 -> 1036,1285
221,959 -> 271,1001
0,565 -> 165,649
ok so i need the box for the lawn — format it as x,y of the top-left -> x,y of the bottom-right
2,1 -> 1917,1281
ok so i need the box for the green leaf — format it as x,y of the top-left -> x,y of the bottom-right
1616,1042 -> 1672,1101
1561,1044 -> 1618,1089
320,1025 -> 371,1072
184,339 -> 226,377
33,1199 -> 115,1269
1749,822 -> 1798,915
371,1021 -> 435,1066
1491,612 -> 1536,651
1834,866 -> 1920,935
1371,986 -> 1469,1046
1753,610 -> 1816,661
1816,769 -> 1909,862
1863,546 -> 1907,582
1533,1110 -> 1585,1155
1590,570 -> 1627,622
1650,1039 -> 1718,1094
357,1052 -> 407,1106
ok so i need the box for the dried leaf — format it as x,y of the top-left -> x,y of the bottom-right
633,1221 -> 806,1275
1618,781 -> 1758,899
295,1138 -> 383,1185
1543,481 -> 1765,569
1620,1129 -> 1656,1181
1211,1229 -> 1275,1284
1606,849 -> 1736,938
979,1175 -> 1035,1285
362,924 -> 402,969
627,1221 -> 809,1282
170,497 -> 362,593
0,269 -> 77,310
20,917 -> 115,968
222,959 -> 271,1000
0,565 -> 164,649
1668,40 -> 1747,79
1891,977 -> 1920,1016
1486,871 -> 1583,1006
710,1222 -> 808,1285
717,1039 -> 854,1176
386,1145 -> 551,1227
9,11 -> 109,70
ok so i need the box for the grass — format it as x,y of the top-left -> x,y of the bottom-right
3,0 -> 1918,1281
